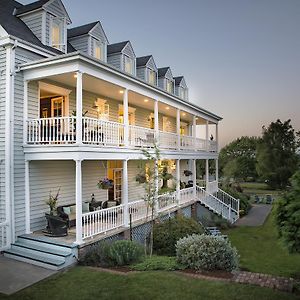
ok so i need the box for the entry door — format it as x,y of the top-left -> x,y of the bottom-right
114,169 -> 122,203
51,97 -> 64,117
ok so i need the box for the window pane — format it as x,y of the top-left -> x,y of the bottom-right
94,40 -> 102,60
125,56 -> 133,74
51,18 -> 64,50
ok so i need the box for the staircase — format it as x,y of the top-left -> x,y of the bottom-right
196,185 -> 239,223
4,235 -> 78,270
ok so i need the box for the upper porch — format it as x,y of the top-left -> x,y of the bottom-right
21,52 -> 221,159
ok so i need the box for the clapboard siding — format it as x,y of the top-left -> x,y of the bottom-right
158,77 -> 165,90
128,160 -> 145,202
19,12 -> 43,42
89,23 -> 107,44
136,67 -> 146,81
122,42 -> 135,59
69,35 -> 89,54
45,0 -> 68,19
107,54 -> 122,70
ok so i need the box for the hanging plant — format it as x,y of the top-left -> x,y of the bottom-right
97,178 -> 113,189
184,170 -> 193,176
136,173 -> 147,184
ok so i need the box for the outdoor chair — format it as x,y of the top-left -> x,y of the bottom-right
266,194 -> 273,204
254,195 -> 260,203
44,214 -> 68,237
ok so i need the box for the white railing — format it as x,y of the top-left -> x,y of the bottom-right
180,135 -> 194,150
159,131 -> 178,150
129,125 -> 155,148
128,200 -> 150,223
157,191 -> 177,211
27,116 -> 76,144
216,188 -> 240,214
208,140 -> 218,152
195,138 -> 207,151
82,204 -> 124,239
179,187 -> 194,205
206,180 -> 218,194
83,117 -> 124,146
0,222 -> 9,251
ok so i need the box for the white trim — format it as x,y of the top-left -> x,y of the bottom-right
41,11 -> 46,44
50,96 -> 64,117
123,90 -> 129,147
25,160 -> 31,234
39,81 -> 72,96
76,71 -> 83,144
176,159 -> 180,203
75,159 -> 83,244
0,25 -> 8,37
23,80 -> 28,145
88,35 -> 92,56
122,160 -> 129,227
176,109 -> 180,149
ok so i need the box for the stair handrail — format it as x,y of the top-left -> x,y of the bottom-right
217,188 -> 240,214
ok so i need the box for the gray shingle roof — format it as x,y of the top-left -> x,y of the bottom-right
174,76 -> 184,85
158,67 -> 170,77
136,55 -> 151,67
15,0 -> 49,15
68,21 -> 99,39
107,41 -> 129,55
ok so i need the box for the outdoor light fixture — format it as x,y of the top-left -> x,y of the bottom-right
166,106 -> 170,110
144,99 -> 149,102
119,90 -> 124,94
74,73 -> 78,78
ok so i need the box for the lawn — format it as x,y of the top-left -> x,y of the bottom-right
225,211 -> 300,278
240,182 -> 282,200
0,267 -> 298,300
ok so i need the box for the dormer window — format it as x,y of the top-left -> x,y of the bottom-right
166,79 -> 173,93
50,16 -> 65,51
93,39 -> 104,60
124,56 -> 134,74
149,69 -> 156,85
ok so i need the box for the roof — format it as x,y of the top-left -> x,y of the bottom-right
174,76 -> 184,85
0,0 -> 63,54
136,55 -> 151,67
107,41 -> 129,55
158,67 -> 170,77
68,21 -> 99,39
15,0 -> 49,15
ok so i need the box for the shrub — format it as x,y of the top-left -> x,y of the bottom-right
79,242 -> 111,267
106,240 -> 144,266
176,234 -> 239,272
153,215 -> 204,256
131,255 -> 185,271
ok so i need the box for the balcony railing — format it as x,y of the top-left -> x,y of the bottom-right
26,117 -> 217,152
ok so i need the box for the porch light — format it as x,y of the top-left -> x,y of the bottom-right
144,99 -> 149,102
166,106 -> 170,110
119,90 -> 124,94
182,113 -> 186,116
74,73 -> 78,78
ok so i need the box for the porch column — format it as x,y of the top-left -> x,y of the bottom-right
206,159 -> 209,190
154,160 -> 159,214
154,100 -> 159,143
176,108 -> 181,150
176,159 -> 181,205
123,89 -> 129,147
25,160 -> 31,234
23,80 -> 28,145
122,159 -> 129,227
206,120 -> 209,151
215,159 -> 219,186
75,159 -> 83,244
76,71 -> 83,145
192,116 -> 197,151
216,123 -> 219,152
192,159 -> 197,198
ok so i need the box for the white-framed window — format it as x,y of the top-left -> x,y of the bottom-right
166,79 -> 173,93
93,39 -> 104,61
50,16 -> 65,51
124,55 -> 134,74
179,87 -> 186,99
163,116 -> 172,132
94,98 -> 109,120
149,69 -> 156,85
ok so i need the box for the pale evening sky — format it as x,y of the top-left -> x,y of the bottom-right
22,0 -> 300,147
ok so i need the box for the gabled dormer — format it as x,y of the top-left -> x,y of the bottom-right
174,76 -> 189,101
16,0 -> 71,53
136,55 -> 158,86
107,41 -> 136,76
158,67 -> 175,94
68,21 -> 108,62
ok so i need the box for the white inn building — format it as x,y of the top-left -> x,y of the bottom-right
0,0 -> 239,269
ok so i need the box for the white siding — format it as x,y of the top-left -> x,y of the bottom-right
45,0 -> 68,19
107,54 -> 122,70
68,35 -> 89,54
128,160 -> 146,202
20,11 -> 43,42
158,77 -> 165,90
89,23 -> 107,44
146,56 -> 157,72
136,67 -> 146,81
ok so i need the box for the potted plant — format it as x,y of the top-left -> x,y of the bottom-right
184,170 -> 193,176
135,173 -> 147,184
46,188 -> 60,215
97,178 -> 113,189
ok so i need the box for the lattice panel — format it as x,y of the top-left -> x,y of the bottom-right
159,212 -> 176,222
131,222 -> 152,244
181,206 -> 192,218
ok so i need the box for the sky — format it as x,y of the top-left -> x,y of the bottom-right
22,0 -> 300,147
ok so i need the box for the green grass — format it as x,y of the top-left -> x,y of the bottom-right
240,182 -> 282,199
225,212 -> 300,278
0,267 -> 298,300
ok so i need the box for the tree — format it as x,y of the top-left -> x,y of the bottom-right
275,170 -> 300,253
219,136 -> 259,181
256,119 -> 299,189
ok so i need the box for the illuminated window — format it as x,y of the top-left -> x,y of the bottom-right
124,56 -> 134,74
149,69 -> 156,85
51,17 -> 64,51
166,79 -> 173,93
93,39 -> 104,60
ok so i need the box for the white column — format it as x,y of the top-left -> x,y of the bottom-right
122,159 -> 129,227
25,160 -> 31,234
154,160 -> 159,214
176,109 -> 181,150
215,159 -> 219,185
75,159 -> 83,244
176,159 -> 181,205
193,116 -> 197,151
123,89 -> 129,147
154,100 -> 159,143
206,159 -> 209,190
76,71 -> 83,145
216,123 -> 219,152
192,159 -> 197,198
23,80 -> 28,145
206,120 -> 209,151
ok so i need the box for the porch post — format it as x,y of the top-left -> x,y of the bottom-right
206,159 -> 209,191
216,123 -> 219,152
23,80 -> 28,145
123,89 -> 129,147
154,160 -> 159,214
75,159 -> 83,244
154,100 -> 159,143
176,108 -> 180,150
193,115 -> 197,151
206,120 -> 209,151
122,159 -> 129,227
192,159 -> 197,198
176,159 -> 181,205
215,158 -> 219,188
25,160 -> 31,234
76,71 -> 83,145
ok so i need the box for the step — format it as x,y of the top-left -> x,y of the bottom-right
14,239 -> 72,257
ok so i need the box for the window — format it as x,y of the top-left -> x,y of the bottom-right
94,99 -> 109,120
166,79 -> 173,93
93,39 -> 104,60
51,17 -> 65,51
179,87 -> 186,99
124,56 -> 134,74
149,69 -> 156,85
